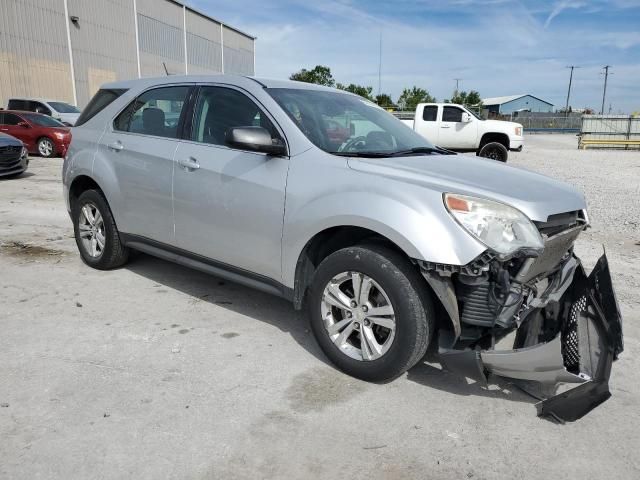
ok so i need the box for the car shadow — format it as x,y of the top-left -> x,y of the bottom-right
407,352 -> 536,405
0,171 -> 34,180
126,253 -> 538,406
125,252 -> 330,365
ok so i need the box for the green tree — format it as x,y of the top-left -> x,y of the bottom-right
449,90 -> 482,107
397,87 -> 436,111
375,93 -> 394,108
337,83 -> 374,101
289,65 -> 335,87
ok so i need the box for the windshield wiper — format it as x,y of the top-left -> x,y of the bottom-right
331,151 -> 398,158
386,146 -> 455,156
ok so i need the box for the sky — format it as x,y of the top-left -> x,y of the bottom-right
191,0 -> 640,113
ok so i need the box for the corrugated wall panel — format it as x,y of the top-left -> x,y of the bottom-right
67,0 -> 138,106
186,10 -> 221,73
137,0 -> 182,28
222,27 -> 254,75
0,0 -> 73,106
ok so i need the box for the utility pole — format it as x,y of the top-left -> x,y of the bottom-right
601,65 -> 611,115
564,65 -> 579,115
453,78 -> 462,101
377,30 -> 382,97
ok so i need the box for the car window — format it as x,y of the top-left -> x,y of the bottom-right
114,86 -> 189,139
48,102 -> 80,113
191,86 -> 280,147
268,88 -> 435,154
29,102 -> 52,116
76,88 -> 127,127
3,113 -> 23,126
8,100 -> 27,110
422,106 -> 438,122
21,113 -> 65,127
442,106 -> 463,123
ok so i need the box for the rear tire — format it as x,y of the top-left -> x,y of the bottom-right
72,189 -> 129,270
308,245 -> 433,382
479,142 -> 508,162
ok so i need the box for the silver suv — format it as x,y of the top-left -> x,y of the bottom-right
63,76 -> 622,420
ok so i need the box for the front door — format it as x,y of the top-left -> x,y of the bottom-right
173,85 -> 289,282
437,106 -> 477,149
96,84 -> 191,244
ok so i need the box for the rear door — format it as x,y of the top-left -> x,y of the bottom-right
413,105 -> 439,144
97,84 -> 192,244
437,106 -> 477,149
172,85 -> 289,281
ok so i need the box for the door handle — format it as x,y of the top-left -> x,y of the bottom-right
107,141 -> 124,151
441,125 -> 451,128
178,157 -> 200,171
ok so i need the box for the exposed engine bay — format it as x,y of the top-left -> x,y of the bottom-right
418,210 -> 623,422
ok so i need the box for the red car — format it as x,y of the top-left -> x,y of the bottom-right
0,110 -> 71,158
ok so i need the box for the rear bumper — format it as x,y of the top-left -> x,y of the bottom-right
439,252 -> 622,422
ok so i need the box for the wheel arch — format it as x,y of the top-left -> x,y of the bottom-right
479,132 -> 510,150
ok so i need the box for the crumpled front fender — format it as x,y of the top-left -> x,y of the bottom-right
439,252 -> 623,422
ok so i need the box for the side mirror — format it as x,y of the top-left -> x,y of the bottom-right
461,112 -> 472,123
18,121 -> 31,128
226,126 -> 287,156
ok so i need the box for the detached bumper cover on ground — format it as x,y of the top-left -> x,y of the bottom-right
436,252 -> 623,422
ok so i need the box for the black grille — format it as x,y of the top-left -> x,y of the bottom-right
0,145 -> 22,172
562,295 -> 586,374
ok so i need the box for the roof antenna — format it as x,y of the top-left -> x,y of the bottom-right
163,62 -> 170,76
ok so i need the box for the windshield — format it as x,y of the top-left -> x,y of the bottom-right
267,88 -> 435,156
468,109 -> 484,120
22,113 -> 66,127
48,102 -> 80,113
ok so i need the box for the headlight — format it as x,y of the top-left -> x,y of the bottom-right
515,126 -> 522,136
21,146 -> 28,158
444,193 -> 544,257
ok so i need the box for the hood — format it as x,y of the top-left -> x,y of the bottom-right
57,113 -> 80,125
0,132 -> 23,147
347,153 -> 586,222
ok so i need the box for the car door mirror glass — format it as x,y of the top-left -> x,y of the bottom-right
226,126 -> 286,156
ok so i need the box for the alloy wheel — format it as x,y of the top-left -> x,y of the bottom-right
321,271 -> 396,361
78,202 -> 106,258
38,139 -> 53,157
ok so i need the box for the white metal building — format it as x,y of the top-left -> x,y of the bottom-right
0,0 -> 255,107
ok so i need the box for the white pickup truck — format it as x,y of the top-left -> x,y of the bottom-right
400,103 -> 524,162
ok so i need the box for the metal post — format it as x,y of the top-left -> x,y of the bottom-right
220,24 -> 224,74
183,5 -> 188,74
601,65 -> 610,115
133,0 -> 141,78
62,0 -> 78,106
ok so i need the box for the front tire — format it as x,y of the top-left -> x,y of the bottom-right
308,246 -> 433,382
72,189 -> 129,270
37,137 -> 55,158
478,141 -> 508,162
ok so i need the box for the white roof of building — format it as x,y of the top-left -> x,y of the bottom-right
482,94 -> 553,106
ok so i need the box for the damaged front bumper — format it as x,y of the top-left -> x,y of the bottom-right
421,246 -> 623,422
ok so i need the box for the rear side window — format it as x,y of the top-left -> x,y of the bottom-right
442,106 -> 463,123
422,106 -> 437,121
114,86 -> 189,139
2,113 -> 22,125
76,88 -> 127,127
8,99 -> 27,110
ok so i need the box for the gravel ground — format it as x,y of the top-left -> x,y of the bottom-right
1,134 -> 639,480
